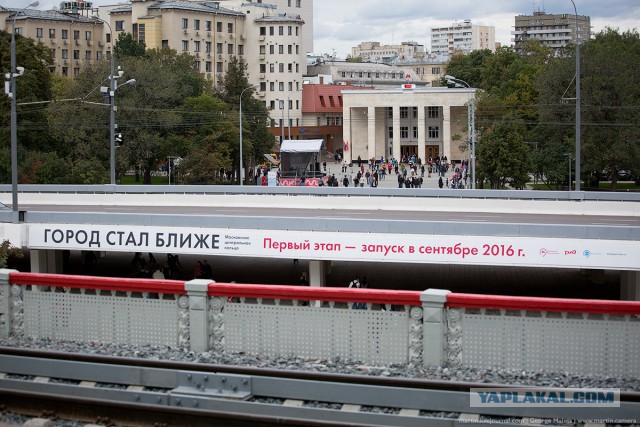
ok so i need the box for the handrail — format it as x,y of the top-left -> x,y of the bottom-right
446,292 -> 640,315
0,184 -> 639,202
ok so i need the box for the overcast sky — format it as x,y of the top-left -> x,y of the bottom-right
3,0 -> 639,58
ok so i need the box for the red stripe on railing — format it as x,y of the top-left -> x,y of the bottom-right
208,283 -> 423,306
9,272 -> 186,295
446,293 -> 640,315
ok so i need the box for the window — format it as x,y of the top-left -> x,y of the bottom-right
194,41 -> 200,52
205,61 -> 212,72
288,63 -> 292,72
106,33 -> 111,43
401,126 -> 409,138
205,21 -> 211,31
288,26 -> 292,35
279,82 -> 284,91
227,44 -> 233,54
388,127 -> 393,137
428,106 -> 439,118
270,82 -> 275,91
61,49 -> 68,59
279,26 -> 284,36
216,22 -> 222,32
205,41 -> 211,52
61,29 -> 68,39
49,29 -> 56,38
96,52 -> 103,60
182,18 -> 188,30
73,30 -> 80,40
85,50 -> 91,60
431,67 -> 440,74
278,45 -> 284,54
260,26 -> 266,36
259,64 -> 266,73
182,40 -> 189,51
428,126 -> 439,139
269,26 -> 274,36
413,126 -> 418,138
115,21 -> 124,31
138,24 -> 145,43
269,45 -> 275,54
216,43 -> 223,53
388,107 -> 393,118
288,45 -> 292,54
288,82 -> 293,91
227,23 -> 233,33
269,63 -> 274,72
400,107 -> 408,118
73,50 -> 79,59
296,0 -> 301,6
279,63 -> 284,72
85,31 -> 92,40
260,45 -> 265,54
36,27 -> 43,38
413,107 -> 418,118
260,82 -> 266,92
238,45 -> 244,55
194,19 -> 200,30
216,62 -> 223,72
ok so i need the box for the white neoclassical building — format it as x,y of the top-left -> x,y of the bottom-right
341,86 -> 476,163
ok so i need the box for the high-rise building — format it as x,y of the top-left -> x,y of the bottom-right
513,11 -> 591,53
430,20 -> 495,58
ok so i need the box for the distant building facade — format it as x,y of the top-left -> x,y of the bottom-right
307,61 -> 421,87
513,11 -> 591,53
431,19 -> 495,58
351,41 -> 426,63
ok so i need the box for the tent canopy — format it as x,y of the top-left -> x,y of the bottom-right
280,139 -> 325,153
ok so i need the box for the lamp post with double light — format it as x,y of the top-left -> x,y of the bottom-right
239,84 -> 258,186
445,75 -> 476,189
7,1 -> 39,223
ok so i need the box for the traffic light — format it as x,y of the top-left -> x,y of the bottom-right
115,133 -> 123,146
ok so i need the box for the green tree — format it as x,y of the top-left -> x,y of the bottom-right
535,28 -> 640,190
477,116 -> 531,189
113,32 -> 146,58
0,31 -> 54,183
0,239 -> 23,269
217,57 -> 274,181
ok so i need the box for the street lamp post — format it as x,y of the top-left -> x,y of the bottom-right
445,75 -> 476,189
8,1 -> 39,223
239,84 -> 258,186
570,0 -> 581,191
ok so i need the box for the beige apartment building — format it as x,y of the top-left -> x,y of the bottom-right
0,4 -> 105,77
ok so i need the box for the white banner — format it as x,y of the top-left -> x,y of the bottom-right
28,224 -> 640,270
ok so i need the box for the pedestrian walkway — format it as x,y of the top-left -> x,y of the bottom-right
321,156 -> 466,190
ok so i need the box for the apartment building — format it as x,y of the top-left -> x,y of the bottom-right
513,11 -> 590,53
0,4 -> 105,77
351,41 -> 426,63
431,19 -> 496,58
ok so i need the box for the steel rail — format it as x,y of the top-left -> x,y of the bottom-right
0,348 -> 638,427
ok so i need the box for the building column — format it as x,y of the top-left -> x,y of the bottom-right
418,106 -> 426,163
392,105 -> 401,161
309,260 -> 329,288
620,271 -> 640,301
442,106 -> 451,161
367,106 -> 376,161
30,249 -> 62,274
343,107 -> 352,163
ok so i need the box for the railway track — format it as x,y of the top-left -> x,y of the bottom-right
0,347 -> 638,427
